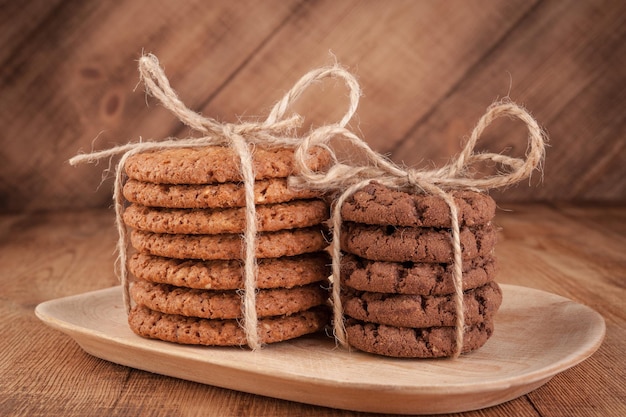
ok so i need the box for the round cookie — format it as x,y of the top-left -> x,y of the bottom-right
340,223 -> 496,263
340,253 -> 497,295
129,252 -> 331,290
124,146 -> 331,185
345,319 -> 494,358
123,178 -> 325,209
128,305 -> 330,346
341,281 -> 502,328
131,280 -> 328,319
130,226 -> 329,260
123,199 -> 329,235
341,182 -> 496,227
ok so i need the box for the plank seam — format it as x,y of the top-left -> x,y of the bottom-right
389,0 -> 545,158
171,0 -> 309,138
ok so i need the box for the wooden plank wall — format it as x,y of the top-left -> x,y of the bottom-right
1,0 -> 624,213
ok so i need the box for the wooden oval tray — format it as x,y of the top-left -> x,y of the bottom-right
35,284 -> 605,414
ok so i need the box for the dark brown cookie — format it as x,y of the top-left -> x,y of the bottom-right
345,319 -> 494,358
341,182 -> 496,227
130,226 -> 329,260
131,280 -> 328,319
129,252 -> 330,290
128,305 -> 330,346
340,253 -> 497,295
123,178 -> 324,209
124,146 -> 331,185
340,223 -> 497,263
341,281 -> 501,328
123,199 -> 329,235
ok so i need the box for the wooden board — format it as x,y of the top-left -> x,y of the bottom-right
1,0 -> 625,212
35,284 -> 605,415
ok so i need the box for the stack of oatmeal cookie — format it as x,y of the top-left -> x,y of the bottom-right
121,146 -> 332,346
339,182 -> 503,358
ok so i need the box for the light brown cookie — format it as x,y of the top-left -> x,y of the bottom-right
123,199 -> 329,235
340,254 -> 496,295
130,226 -> 329,260
340,223 -> 497,263
345,319 -> 494,358
341,182 -> 496,227
131,280 -> 328,319
341,281 -> 502,328
124,146 -> 331,185
129,252 -> 331,290
123,178 -> 324,209
128,305 -> 330,346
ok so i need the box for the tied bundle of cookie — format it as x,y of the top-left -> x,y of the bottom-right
292,98 -> 546,359
65,53 -> 367,349
120,145 -> 333,347
338,184 -> 502,358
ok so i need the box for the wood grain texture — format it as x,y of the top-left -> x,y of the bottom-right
2,205 -> 624,416
1,0 -> 624,213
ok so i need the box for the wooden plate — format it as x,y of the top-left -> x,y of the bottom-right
35,284 -> 605,414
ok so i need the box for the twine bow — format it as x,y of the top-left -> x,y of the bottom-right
289,100 -> 546,358
70,53 -> 362,350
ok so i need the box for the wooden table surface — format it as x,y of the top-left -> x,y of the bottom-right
1,204 -> 624,417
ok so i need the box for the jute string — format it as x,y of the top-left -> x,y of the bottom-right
69,53 -> 361,350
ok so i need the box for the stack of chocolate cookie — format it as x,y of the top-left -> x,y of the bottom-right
120,145 -> 333,346
339,182 -> 503,358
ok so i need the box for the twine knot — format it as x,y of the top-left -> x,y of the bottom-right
405,168 -> 448,191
